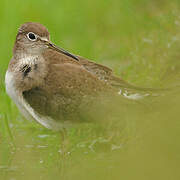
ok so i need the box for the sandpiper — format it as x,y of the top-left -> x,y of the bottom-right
5,22 -> 153,131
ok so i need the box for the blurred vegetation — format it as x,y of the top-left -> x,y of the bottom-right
1,0 -> 180,179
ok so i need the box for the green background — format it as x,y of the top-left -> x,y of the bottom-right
1,0 -> 180,179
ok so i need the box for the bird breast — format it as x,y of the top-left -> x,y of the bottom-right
6,55 -> 48,92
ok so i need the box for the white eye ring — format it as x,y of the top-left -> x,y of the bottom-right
27,32 -> 37,41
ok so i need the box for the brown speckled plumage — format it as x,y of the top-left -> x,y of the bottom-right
6,22 -> 154,130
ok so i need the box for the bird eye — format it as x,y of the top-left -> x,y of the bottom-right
27,32 -> 37,41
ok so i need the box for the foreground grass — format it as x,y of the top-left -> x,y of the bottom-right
1,0 -> 180,179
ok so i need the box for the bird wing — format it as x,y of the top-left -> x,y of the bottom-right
77,56 -> 141,88
77,55 -> 169,99
22,62 -> 110,123
77,55 -> 113,81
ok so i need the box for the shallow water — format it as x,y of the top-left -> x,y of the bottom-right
1,88 -> 180,180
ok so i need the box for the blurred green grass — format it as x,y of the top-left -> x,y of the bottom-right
1,0 -> 180,179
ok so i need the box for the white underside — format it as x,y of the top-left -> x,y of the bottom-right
5,70 -> 63,131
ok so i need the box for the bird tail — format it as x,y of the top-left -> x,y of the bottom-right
110,76 -> 170,100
